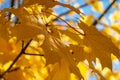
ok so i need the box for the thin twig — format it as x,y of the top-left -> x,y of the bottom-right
22,40 -> 24,49
0,39 -> 32,78
10,0 -> 15,7
53,0 -> 101,21
92,0 -> 116,25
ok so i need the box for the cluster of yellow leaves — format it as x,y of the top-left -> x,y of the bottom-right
78,22 -> 120,80
109,11 -> 120,23
85,0 -> 104,13
0,0 -> 120,80
103,23 -> 120,48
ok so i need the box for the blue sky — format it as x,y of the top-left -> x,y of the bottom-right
52,0 -> 116,30
0,0 -> 10,9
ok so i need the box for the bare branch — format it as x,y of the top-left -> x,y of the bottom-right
10,0 -> 15,7
92,0 -> 116,25
53,0 -> 101,21
0,39 -> 32,79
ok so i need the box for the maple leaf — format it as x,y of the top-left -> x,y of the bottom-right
0,37 -> 15,64
24,0 -> 81,15
0,37 -> 12,54
0,24 -> 10,40
78,22 -> 120,69
41,34 -> 83,79
81,15 -> 94,26
112,24 -> 120,34
77,62 -> 89,80
0,6 -> 47,41
46,59 -> 70,80
85,0 -> 104,13
10,23 -> 44,41
69,45 -> 84,63
109,11 -> 120,23
59,30 -> 83,45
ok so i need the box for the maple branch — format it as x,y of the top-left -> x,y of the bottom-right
10,0 -> 15,7
0,39 -> 32,79
92,0 -> 116,25
22,40 -> 24,49
53,0 -> 101,21
8,67 -> 21,72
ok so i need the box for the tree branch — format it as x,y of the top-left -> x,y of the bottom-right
92,0 -> 116,25
53,0 -> 101,21
10,0 -> 15,7
0,39 -> 32,79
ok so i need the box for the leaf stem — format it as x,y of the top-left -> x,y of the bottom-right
0,39 -> 32,78
92,0 -> 116,25
23,53 -> 44,56
43,11 -> 85,36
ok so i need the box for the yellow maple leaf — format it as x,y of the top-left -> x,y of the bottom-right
0,37 -> 13,54
109,11 -> 120,23
81,15 -> 94,26
78,22 -> 120,69
41,34 -> 83,79
46,59 -> 70,80
112,23 -> 120,34
77,62 -> 89,80
91,1 -> 104,13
